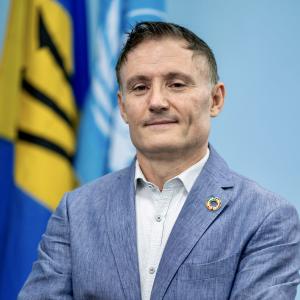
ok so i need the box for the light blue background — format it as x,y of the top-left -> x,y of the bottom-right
0,0 -> 10,58
167,0 -> 300,297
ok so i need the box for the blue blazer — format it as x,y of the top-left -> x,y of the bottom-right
19,146 -> 300,299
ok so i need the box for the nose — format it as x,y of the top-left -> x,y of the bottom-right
148,85 -> 169,113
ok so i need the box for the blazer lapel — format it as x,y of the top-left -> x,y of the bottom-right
106,164 -> 141,300
151,147 -> 235,300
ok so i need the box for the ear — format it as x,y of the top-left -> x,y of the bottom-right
118,91 -> 128,123
210,82 -> 225,117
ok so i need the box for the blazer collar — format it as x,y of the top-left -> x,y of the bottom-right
105,163 -> 142,300
151,145 -> 235,299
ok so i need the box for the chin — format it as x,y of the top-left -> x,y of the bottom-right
138,143 -> 182,155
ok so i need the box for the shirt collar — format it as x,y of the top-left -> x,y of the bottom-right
135,161 -> 148,189
134,148 -> 210,192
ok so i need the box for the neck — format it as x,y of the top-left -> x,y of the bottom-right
136,146 -> 208,190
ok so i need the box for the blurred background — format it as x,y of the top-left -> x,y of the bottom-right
0,0 -> 299,298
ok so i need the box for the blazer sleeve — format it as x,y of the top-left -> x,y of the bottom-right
229,202 -> 300,299
18,193 -> 73,299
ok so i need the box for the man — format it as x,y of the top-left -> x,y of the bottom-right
19,22 -> 300,299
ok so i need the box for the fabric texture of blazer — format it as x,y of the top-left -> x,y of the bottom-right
19,146 -> 300,299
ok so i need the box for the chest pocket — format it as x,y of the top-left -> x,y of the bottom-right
176,254 -> 239,300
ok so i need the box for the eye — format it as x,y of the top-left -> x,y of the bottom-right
134,84 -> 147,91
131,84 -> 149,95
169,81 -> 186,90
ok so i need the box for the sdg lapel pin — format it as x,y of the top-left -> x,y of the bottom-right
206,196 -> 221,211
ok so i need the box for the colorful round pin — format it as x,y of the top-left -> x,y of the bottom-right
206,197 -> 221,211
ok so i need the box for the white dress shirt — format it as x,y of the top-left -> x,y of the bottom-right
135,149 -> 210,300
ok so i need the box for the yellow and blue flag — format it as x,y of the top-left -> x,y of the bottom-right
0,0 -> 84,298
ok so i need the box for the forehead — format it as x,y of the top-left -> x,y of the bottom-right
119,38 -> 209,83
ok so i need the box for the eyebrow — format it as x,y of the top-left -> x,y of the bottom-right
164,72 -> 196,85
125,72 -> 196,90
126,75 -> 150,91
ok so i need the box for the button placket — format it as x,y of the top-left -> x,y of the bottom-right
145,188 -> 171,287
137,176 -> 190,300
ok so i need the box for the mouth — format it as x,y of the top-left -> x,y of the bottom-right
144,118 -> 178,127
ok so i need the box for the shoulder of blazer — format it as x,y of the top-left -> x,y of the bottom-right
207,145 -> 291,213
64,164 -> 135,211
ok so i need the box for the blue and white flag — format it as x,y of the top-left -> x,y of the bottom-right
75,0 -> 166,184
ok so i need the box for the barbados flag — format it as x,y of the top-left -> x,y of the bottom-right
0,0 -> 81,298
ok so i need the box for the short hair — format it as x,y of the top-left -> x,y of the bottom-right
115,21 -> 219,87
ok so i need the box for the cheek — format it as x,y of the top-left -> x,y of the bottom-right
186,97 -> 211,124
124,103 -> 145,133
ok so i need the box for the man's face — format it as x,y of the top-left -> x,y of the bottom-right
118,38 -> 224,160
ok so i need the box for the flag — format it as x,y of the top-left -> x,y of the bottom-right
75,0 -> 166,184
0,0 -> 81,298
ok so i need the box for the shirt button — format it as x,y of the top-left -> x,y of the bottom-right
149,267 -> 156,274
155,215 -> 162,222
